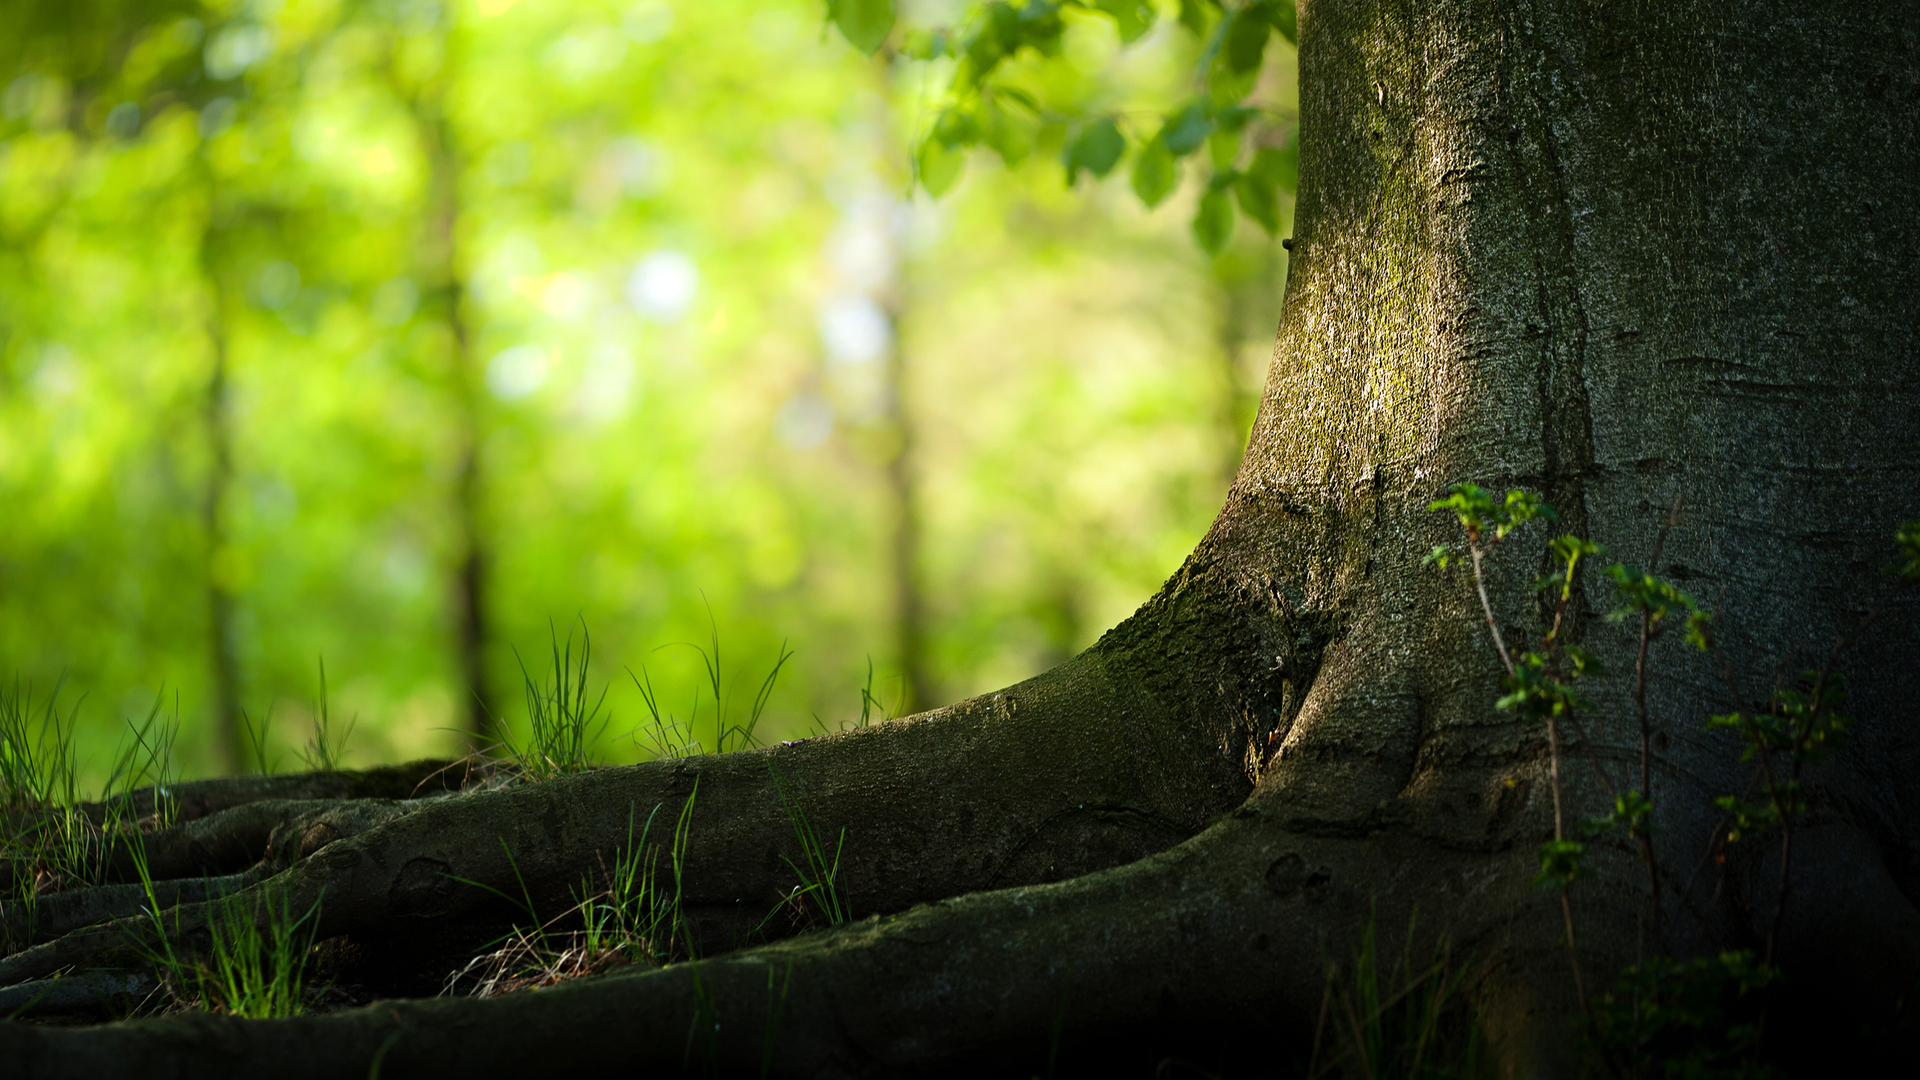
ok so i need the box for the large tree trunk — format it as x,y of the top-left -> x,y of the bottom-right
4,1 -> 1916,1076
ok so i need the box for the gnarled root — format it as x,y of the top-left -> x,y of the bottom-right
0,809 -> 1535,1078
0,634 -> 1263,1007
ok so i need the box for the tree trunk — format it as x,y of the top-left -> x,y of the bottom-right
4,1 -> 1917,1076
403,36 -> 495,746
198,167 -> 246,777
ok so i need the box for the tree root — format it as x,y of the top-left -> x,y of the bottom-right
0,761 -> 477,901
0,638 -> 1260,994
2,760 -> 469,836
0,809 -> 1530,1078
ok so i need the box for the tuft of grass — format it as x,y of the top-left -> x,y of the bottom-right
0,678 -> 80,812
631,621 -> 793,760
124,827 -> 319,1018
5,692 -> 179,927
766,763 -> 848,927
1308,911 -> 1484,1080
503,621 -> 609,781
297,659 -> 355,773
240,704 -> 279,775
196,885 -> 325,1018
443,782 -> 702,998
808,657 -> 896,737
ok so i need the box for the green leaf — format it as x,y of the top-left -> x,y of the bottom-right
1233,171 -> 1279,234
918,138 -> 964,196
933,106 -> 981,149
1177,0 -> 1217,36
965,2 -> 1022,73
1208,126 -> 1240,170
1130,136 -> 1177,208
828,0 -> 895,55
1094,0 -> 1158,43
1193,186 -> 1234,254
1895,521 -> 1920,580
982,96 -> 1033,166
1533,839 -> 1589,887
1269,0 -> 1298,44
1063,118 -> 1125,183
1160,101 -> 1213,156
1224,8 -> 1270,73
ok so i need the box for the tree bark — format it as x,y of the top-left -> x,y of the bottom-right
4,1 -> 1917,1076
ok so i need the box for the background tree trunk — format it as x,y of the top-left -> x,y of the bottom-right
401,32 -> 495,746
4,2 -> 1916,1076
197,167 -> 246,777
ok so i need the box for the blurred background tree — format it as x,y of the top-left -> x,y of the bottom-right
0,0 -> 1295,786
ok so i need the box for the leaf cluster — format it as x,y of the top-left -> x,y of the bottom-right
1593,951 -> 1779,1080
827,0 -> 1301,254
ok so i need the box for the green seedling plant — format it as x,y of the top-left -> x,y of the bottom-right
1428,483 -> 1601,1013
1432,483 -> 1920,1075
766,763 -> 849,927
2,680 -> 81,944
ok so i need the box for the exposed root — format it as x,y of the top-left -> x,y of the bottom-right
0,811 -> 1508,1078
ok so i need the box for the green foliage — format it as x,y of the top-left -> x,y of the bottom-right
574,803 -> 679,966
1604,564 -> 1711,650
1709,794 -> 1779,843
1193,184 -> 1235,253
6,0 -> 1246,781
627,624 -> 792,761
1583,789 -> 1657,841
1432,484 -> 1920,1074
6,695 -> 181,943
1593,952 -> 1779,1080
1497,647 -> 1598,719
1427,483 -> 1556,543
831,0 -> 1300,254
1129,133 -> 1177,206
446,787 -> 699,997
1705,670 -> 1851,833
1533,838 -> 1590,888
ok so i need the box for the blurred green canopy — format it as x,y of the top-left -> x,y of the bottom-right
0,0 -> 1295,787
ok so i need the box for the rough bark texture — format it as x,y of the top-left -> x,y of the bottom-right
4,1 -> 1917,1076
